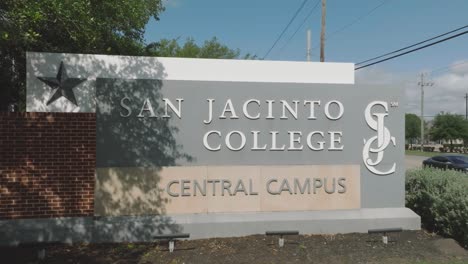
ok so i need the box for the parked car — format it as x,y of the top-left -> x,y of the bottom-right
422,155 -> 468,172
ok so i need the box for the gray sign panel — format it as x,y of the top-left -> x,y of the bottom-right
95,79 -> 404,208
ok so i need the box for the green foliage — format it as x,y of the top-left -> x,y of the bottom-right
146,37 -> 241,59
405,113 -> 421,144
406,168 -> 468,248
405,114 -> 421,147
0,0 -> 165,111
430,112 -> 468,145
1,0 -> 164,53
1,1 -> 252,111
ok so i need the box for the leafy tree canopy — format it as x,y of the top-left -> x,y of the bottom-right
146,37 -> 257,59
405,113 -> 421,143
430,112 -> 468,144
1,0 -> 165,111
1,0 -> 164,54
1,1 -> 252,112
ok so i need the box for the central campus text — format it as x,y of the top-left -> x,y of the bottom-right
164,177 -> 347,197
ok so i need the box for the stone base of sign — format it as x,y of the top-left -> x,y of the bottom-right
0,208 -> 420,245
95,165 -> 362,216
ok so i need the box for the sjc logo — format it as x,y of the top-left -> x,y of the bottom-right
362,101 -> 396,175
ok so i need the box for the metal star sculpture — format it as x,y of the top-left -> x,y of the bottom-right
37,61 -> 86,106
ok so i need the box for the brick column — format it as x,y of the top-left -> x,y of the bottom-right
0,113 -> 95,219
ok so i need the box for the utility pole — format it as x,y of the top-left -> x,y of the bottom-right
418,73 -> 434,151
320,0 -> 326,62
307,29 -> 311,61
465,93 -> 468,120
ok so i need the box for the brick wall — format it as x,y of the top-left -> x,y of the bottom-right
0,112 -> 95,219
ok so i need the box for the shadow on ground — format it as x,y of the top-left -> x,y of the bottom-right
0,231 -> 466,264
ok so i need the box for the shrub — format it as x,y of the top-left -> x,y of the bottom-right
423,146 -> 435,152
406,168 -> 468,248
442,143 -> 464,153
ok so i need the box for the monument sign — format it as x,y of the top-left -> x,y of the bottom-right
25,52 -> 420,240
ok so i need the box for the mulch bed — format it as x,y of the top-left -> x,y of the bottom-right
1,230 -> 466,264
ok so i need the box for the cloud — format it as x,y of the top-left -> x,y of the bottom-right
356,61 -> 468,119
451,60 -> 468,74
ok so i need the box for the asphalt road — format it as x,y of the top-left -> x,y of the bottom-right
405,155 -> 427,170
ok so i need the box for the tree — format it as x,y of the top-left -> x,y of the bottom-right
430,112 -> 468,149
1,1 -> 252,111
405,113 -> 421,148
146,37 -> 254,59
0,0 -> 165,111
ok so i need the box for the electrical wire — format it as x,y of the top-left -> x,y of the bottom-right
277,0 -> 321,54
311,0 -> 389,51
356,24 -> 468,66
262,0 -> 309,59
355,30 -> 468,70
329,0 -> 389,39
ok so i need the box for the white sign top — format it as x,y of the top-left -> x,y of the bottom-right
26,52 -> 354,113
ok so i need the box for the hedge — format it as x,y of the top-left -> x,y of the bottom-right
406,168 -> 468,248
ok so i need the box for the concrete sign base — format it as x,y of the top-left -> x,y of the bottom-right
0,208 -> 419,245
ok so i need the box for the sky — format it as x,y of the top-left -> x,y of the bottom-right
145,0 -> 468,119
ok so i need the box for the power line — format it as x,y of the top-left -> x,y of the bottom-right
263,0 -> 309,59
356,24 -> 468,66
311,0 -> 389,50
277,0 -> 321,55
355,30 -> 468,70
329,0 -> 388,39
